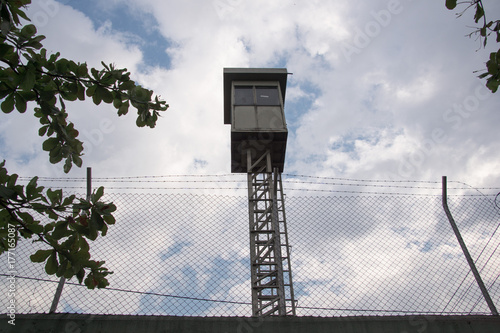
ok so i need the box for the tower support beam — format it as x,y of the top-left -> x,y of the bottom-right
246,150 -> 295,316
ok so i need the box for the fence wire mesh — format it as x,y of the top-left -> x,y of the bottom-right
2,176 -> 500,317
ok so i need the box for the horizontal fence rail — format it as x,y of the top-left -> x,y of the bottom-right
2,176 -> 499,317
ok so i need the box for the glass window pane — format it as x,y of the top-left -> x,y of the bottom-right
234,106 -> 257,129
256,86 -> 280,106
234,86 -> 253,105
257,106 -> 284,129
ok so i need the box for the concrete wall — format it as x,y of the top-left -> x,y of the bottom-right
2,314 -> 499,333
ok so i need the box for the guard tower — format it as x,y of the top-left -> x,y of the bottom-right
224,68 -> 295,316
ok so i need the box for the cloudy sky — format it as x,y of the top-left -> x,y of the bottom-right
0,0 -> 499,187
2,0 -> 500,318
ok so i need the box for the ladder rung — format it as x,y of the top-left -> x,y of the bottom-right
253,260 -> 277,264
253,283 -> 278,290
257,295 -> 280,300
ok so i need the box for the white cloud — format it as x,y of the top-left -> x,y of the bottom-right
2,0 -> 500,317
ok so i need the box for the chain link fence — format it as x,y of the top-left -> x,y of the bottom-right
2,176 -> 500,317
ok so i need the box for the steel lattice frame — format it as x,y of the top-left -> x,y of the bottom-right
246,150 -> 295,316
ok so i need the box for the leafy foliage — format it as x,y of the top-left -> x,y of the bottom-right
0,0 -> 168,288
0,0 -> 168,173
446,0 -> 500,92
0,161 -> 116,288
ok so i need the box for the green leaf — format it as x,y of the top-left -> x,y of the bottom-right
100,223 -> 108,236
20,24 -> 37,38
76,268 -> 85,283
26,176 -> 39,199
39,125 -> 48,137
80,236 -> 90,253
55,58 -> 70,74
0,44 -> 15,59
62,194 -> 76,206
19,65 -> 36,90
52,220 -> 70,240
64,266 -> 74,279
7,173 -> 18,188
91,68 -> 100,80
64,158 -> 72,173
92,86 -> 103,105
28,223 -> 43,234
0,185 -> 17,200
486,78 -> 499,93
14,92 -> 27,113
118,101 -> 129,116
113,95 -> 122,109
77,64 -> 88,77
86,84 -> 97,97
56,257 -> 68,277
474,5 -> 484,24
73,154 -> 83,168
30,249 -> 53,263
61,234 -> 78,251
91,211 -> 105,230
487,59 -> 498,74
119,80 -> 135,90
49,146 -> 63,164
42,137 -> 59,151
17,211 -> 35,224
84,273 -> 98,289
26,35 -> 45,50
4,48 -> 19,65
44,223 -> 55,233
17,90 -> 36,101
92,186 -> 104,203
73,201 -> 92,211
103,215 -> 116,225
45,250 -> 58,275
46,188 -> 62,206
100,87 -> 114,104
76,83 -> 85,100
445,0 -> 457,10
1,93 -> 15,113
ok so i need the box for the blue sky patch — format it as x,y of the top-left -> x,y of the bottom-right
62,0 -> 172,69
160,241 -> 192,260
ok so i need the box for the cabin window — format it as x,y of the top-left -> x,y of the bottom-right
232,83 -> 284,130
256,86 -> 280,106
234,86 -> 254,105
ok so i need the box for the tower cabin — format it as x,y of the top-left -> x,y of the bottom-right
223,68 -> 288,173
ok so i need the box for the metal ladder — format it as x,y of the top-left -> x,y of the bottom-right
246,150 -> 295,316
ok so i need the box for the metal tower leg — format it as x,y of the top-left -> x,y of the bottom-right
246,150 -> 296,316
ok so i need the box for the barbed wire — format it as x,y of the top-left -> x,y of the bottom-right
17,174 -> 500,187
15,175 -> 500,197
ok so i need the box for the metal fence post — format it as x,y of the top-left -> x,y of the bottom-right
49,167 -> 92,313
442,176 -> 498,315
